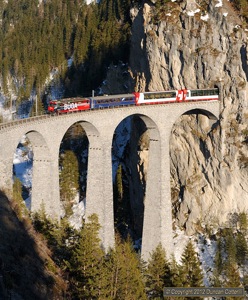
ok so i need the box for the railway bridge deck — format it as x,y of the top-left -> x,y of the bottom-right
0,100 -> 220,260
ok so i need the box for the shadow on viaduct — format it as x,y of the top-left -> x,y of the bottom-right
0,101 -> 219,260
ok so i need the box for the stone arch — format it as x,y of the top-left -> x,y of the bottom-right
8,130 -> 53,214
182,108 -> 219,131
111,113 -> 162,255
169,107 -> 219,236
57,120 -> 103,223
0,128 -> 54,212
182,108 -> 219,120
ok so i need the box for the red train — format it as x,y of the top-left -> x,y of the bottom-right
47,88 -> 219,114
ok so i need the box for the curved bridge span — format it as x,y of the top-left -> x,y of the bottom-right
0,101 -> 220,260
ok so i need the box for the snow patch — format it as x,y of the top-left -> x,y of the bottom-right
173,227 -> 190,262
201,14 -> 209,21
215,0 -> 222,7
13,143 -> 33,189
197,234 -> 216,286
187,9 -> 200,16
173,228 -> 216,286
68,199 -> 86,230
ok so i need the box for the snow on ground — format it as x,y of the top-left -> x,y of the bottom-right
183,0 -> 227,20
68,198 -> 86,230
173,227 -> 190,262
13,144 -> 33,186
13,137 -> 33,209
197,234 -> 216,286
187,9 -> 200,16
14,154 -> 32,188
173,227 -> 216,286
215,0 -> 223,8
13,137 -> 33,178
201,14 -> 209,21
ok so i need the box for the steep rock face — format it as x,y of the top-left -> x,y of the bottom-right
128,0 -> 248,234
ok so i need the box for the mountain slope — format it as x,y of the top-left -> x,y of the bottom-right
0,191 -> 66,299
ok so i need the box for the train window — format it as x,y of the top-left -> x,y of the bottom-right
144,92 -> 176,99
191,90 -> 202,96
209,89 -> 219,95
144,94 -> 153,99
191,89 -> 218,96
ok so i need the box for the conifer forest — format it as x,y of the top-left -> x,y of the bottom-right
0,0 -> 247,106
0,0 -> 136,106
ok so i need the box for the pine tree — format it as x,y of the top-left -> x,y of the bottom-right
224,263 -> 243,300
211,236 -> 224,287
214,238 -> 223,275
238,212 -> 248,234
59,150 -> 79,216
116,163 -> 123,201
235,232 -> 248,266
67,214 -> 105,299
48,217 -> 77,268
12,176 -> 28,220
170,255 -> 182,287
180,240 -> 203,288
145,243 -> 172,299
96,248 -> 117,299
108,235 -> 147,300
223,228 -> 237,269
210,268 -> 222,288
225,263 -> 241,288
32,203 -> 59,245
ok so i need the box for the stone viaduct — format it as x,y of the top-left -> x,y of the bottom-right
0,101 -> 219,260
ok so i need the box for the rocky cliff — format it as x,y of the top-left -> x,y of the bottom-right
132,0 -> 248,235
104,0 -> 248,236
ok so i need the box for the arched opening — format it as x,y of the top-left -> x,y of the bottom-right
13,130 -> 53,213
13,135 -> 33,209
170,109 -> 218,237
112,114 -> 160,251
59,123 -> 89,224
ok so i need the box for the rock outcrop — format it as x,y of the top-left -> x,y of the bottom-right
128,0 -> 248,234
